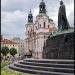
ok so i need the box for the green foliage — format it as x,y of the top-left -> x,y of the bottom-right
1,62 -> 22,75
1,69 -> 22,75
1,62 -> 12,68
1,46 -> 9,56
10,48 -> 17,57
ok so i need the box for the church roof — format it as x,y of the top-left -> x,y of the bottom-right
1,39 -> 17,44
51,28 -> 74,37
48,18 -> 53,22
49,27 -> 57,32
48,16 -> 53,22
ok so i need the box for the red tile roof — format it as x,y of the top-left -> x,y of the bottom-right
1,39 -> 17,44
49,27 -> 57,32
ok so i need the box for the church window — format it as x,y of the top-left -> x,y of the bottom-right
28,31 -> 29,34
48,25 -> 49,28
40,24 -> 41,28
41,8 -> 42,11
44,36 -> 45,39
43,22 -> 46,28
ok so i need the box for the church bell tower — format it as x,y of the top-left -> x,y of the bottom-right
28,10 -> 33,23
39,0 -> 46,14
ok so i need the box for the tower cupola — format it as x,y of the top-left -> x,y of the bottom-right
28,9 -> 33,23
39,0 -> 46,14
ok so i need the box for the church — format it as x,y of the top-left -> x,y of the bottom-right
25,0 -> 57,59
9,0 -> 74,74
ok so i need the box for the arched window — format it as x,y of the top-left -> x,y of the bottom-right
43,22 -> 46,28
28,31 -> 29,34
40,8 -> 42,11
44,36 -> 45,39
48,25 -> 49,28
40,24 -> 41,28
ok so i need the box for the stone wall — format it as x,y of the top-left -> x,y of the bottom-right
43,32 -> 74,59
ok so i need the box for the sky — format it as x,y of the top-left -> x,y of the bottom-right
1,0 -> 74,39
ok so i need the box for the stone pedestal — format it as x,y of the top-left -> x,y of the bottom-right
43,30 -> 74,59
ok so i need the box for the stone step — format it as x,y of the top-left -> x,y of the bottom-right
19,61 -> 74,68
23,59 -> 74,64
9,64 -> 74,75
14,62 -> 74,73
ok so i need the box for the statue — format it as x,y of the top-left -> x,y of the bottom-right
58,0 -> 70,31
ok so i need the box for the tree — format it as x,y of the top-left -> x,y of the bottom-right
1,46 -> 9,60
10,48 -> 17,57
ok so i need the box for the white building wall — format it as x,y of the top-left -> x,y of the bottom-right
25,12 -> 56,59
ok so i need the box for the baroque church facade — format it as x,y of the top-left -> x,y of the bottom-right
25,0 -> 57,59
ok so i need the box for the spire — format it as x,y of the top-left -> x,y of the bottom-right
29,9 -> 31,14
28,9 -> 33,23
39,0 -> 46,14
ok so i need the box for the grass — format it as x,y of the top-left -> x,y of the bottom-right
1,69 -> 22,75
1,61 -> 12,68
1,61 -> 22,75
1,61 -> 38,75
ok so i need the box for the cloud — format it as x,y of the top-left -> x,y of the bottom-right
2,0 -> 74,11
47,0 -> 74,28
1,0 -> 41,12
68,9 -> 74,27
33,8 -> 39,18
1,0 -> 74,39
1,10 -> 27,39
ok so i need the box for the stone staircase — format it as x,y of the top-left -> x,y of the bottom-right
9,59 -> 74,75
